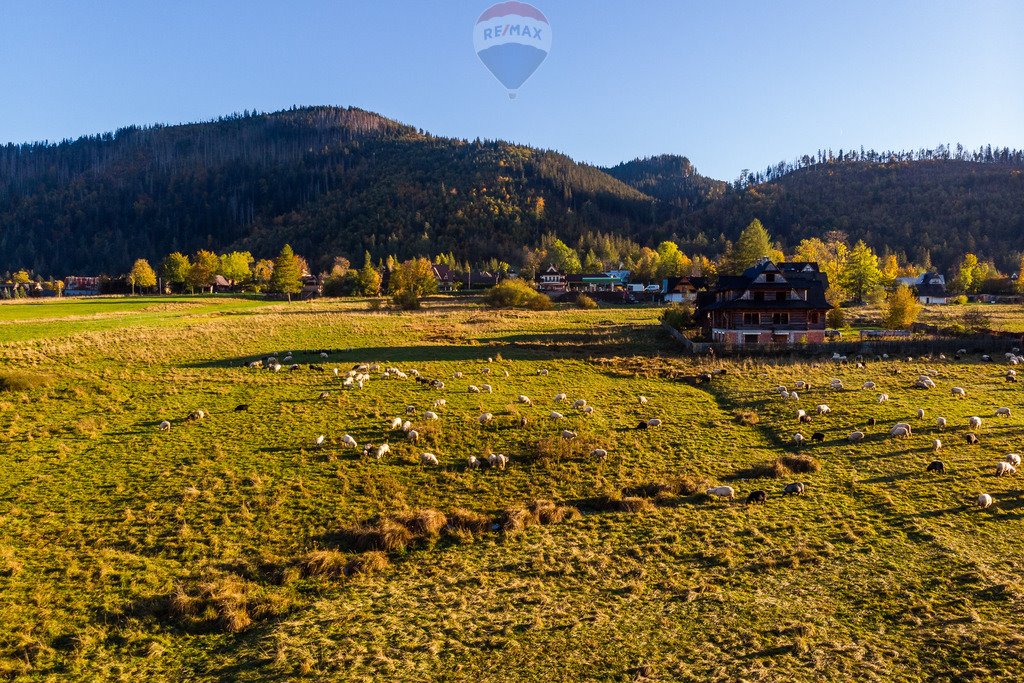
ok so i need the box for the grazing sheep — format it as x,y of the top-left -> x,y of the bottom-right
794,381 -> 807,390
1007,453 -> 1022,467
978,493 -> 994,509
817,405 -> 831,415
969,416 -> 983,430
479,413 -> 494,426
796,409 -> 808,421
549,411 -> 564,420
635,420 -> 649,430
848,431 -> 866,442
646,418 -> 663,427
468,385 -> 481,394
789,391 -> 800,401
996,407 -> 1012,418
314,435 -> 325,448
561,430 -> 577,440
158,420 -> 171,431
799,414 -> 812,424
830,379 -> 844,390
890,426 -> 911,439
234,404 -> 249,412
878,394 -> 889,403
862,381 -> 877,390
573,399 -> 587,409
518,416 -> 528,428
926,460 -> 945,474
423,411 -> 439,421
406,405 -> 417,414
554,393 -> 567,402
433,399 -> 447,409
965,433 -> 979,445
481,384 -> 493,394
582,406 -> 595,415
706,486 -> 736,500
373,444 -> 390,460
481,367 -> 491,375
420,452 -> 439,466
407,430 -> 420,443
638,396 -> 648,405
812,432 -> 825,442
402,420 -> 413,432
467,455 -> 480,469
995,462 -> 1017,477
782,482 -> 805,495
518,395 -> 532,405
916,408 -> 925,419
389,417 -> 403,430
538,369 -> 549,376
453,372 -> 464,379
187,410 -> 206,421
780,390 -> 791,400
936,417 -> 947,430
341,434 -> 357,449
793,433 -> 806,446
487,453 -> 508,470
867,417 -> 876,426
590,448 -> 608,460
951,387 -> 966,398
745,490 -> 767,505
933,439 -> 942,452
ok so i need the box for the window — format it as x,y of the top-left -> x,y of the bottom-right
743,313 -> 757,326
810,312 -> 820,325
753,292 -> 765,302
765,273 -> 776,283
743,334 -> 760,345
771,313 -> 790,325
775,291 -> 786,301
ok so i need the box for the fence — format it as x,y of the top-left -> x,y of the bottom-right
663,322 -> 1023,358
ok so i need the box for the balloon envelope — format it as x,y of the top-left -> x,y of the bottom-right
474,2 -> 551,94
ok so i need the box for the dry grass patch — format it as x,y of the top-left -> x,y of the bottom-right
392,509 -> 447,538
298,550 -> 349,579
780,454 -> 821,474
0,370 -> 53,392
339,520 -> 413,553
346,551 -> 390,576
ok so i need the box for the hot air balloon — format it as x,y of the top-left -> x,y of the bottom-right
473,2 -> 551,99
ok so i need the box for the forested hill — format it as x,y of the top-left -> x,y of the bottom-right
685,159 -> 1024,271
2,105 -> 1023,275
0,106 -> 655,274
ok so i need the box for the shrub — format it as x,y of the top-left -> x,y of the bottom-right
735,409 -> 760,425
661,303 -> 694,330
346,551 -> 390,576
483,278 -> 553,310
340,520 -> 412,553
949,294 -> 968,305
299,550 -> 349,579
826,307 -> 846,329
321,271 -> 361,297
527,499 -> 579,525
576,495 -> 655,513
392,509 -> 447,538
446,508 -> 494,535
392,289 -> 421,311
576,294 -> 598,310
779,454 -> 821,474
0,371 -> 53,392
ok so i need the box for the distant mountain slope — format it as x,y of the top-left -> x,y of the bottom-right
690,160 -> 1024,271
603,154 -> 727,210
0,107 -> 655,274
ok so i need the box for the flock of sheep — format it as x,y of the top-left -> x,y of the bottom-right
730,347 -> 1024,510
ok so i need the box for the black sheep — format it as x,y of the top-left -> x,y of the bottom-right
745,490 -> 767,505
965,433 -> 980,445
867,417 -> 876,426
926,460 -> 945,474
234,404 -> 249,412
812,432 -> 825,442
635,421 -> 649,430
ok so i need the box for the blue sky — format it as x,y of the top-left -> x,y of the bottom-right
1,0 -> 1021,180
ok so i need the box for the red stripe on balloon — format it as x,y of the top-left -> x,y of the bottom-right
477,2 -> 548,24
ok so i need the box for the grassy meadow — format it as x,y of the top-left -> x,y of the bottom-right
1,295 -> 1024,681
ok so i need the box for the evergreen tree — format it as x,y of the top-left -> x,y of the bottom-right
842,240 -> 882,303
722,219 -> 783,273
1016,255 -> 1024,294
269,244 -> 302,301
127,258 -> 157,295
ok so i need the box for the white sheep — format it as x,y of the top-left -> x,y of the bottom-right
780,390 -> 791,399
314,435 -> 325,448
561,429 -> 577,440
917,408 -> 925,419
796,409 -> 808,421
549,411 -> 564,420
423,411 -> 439,421
538,369 -> 549,376
1006,454 -> 1022,466
158,420 -> 171,431
933,439 -> 942,452
573,399 -> 587,409
794,381 -> 807,390
479,413 -> 494,426
646,418 -> 662,427
582,406 -> 595,415
590,448 -> 608,460
996,407 -> 1012,418
951,387 -> 966,398
996,462 -> 1017,477
488,453 -> 508,470
878,394 -> 889,403
789,391 -> 800,401
936,417 -> 947,430
467,455 -> 480,469
468,385 -> 481,394
862,381 -> 876,390
453,372 -> 464,379
978,493 -> 994,509
373,444 -> 390,460
848,431 -> 865,442
817,404 -> 831,415
341,434 -> 358,449
830,379 -> 844,390
969,416 -> 982,431
407,430 -> 420,443
406,405 -> 417,414
554,393 -> 567,402
706,486 -> 736,500
793,433 -> 806,445
420,452 -> 439,466
638,396 -> 648,405
481,384 -> 493,393
518,395 -> 532,405
890,425 -> 910,438
433,399 -> 447,409
389,417 -> 403,430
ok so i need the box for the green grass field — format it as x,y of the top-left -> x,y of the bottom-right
1,296 -> 1023,681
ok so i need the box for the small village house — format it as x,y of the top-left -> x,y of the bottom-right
695,259 -> 830,345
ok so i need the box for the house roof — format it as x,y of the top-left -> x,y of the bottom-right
697,259 -> 830,312
915,284 -> 948,298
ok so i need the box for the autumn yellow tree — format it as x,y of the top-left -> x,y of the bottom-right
883,285 -> 923,329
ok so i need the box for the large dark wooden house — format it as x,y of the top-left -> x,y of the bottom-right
696,259 -> 830,345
